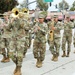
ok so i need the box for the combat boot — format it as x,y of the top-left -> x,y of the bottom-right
53,54 -> 58,62
66,51 -> 70,57
4,57 -> 10,62
14,66 -> 21,75
51,55 -> 55,61
1,56 -> 6,62
14,66 -> 17,74
62,51 -> 66,57
36,58 -> 42,68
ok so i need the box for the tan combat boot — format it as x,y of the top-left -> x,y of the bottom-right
66,51 -> 70,57
4,57 -> 10,62
62,51 -> 66,57
53,55 -> 58,62
36,58 -> 42,68
14,66 -> 18,74
51,55 -> 55,61
14,66 -> 21,75
1,56 -> 6,62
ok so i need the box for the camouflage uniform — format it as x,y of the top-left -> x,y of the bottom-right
27,18 -> 33,48
73,20 -> 75,53
47,15 -> 63,61
32,14 -> 47,68
0,18 -> 3,54
0,14 -> 11,62
23,18 -> 31,58
8,12 -> 30,75
62,15 -> 74,57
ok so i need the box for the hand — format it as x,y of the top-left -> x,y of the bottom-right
37,26 -> 41,30
51,26 -> 55,30
34,28 -> 38,32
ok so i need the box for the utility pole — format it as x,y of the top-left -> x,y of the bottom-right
26,0 -> 29,8
62,0 -> 65,22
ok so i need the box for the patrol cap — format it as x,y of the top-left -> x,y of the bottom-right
53,15 -> 58,18
3,12 -> 8,16
38,14 -> 45,19
66,15 -> 70,18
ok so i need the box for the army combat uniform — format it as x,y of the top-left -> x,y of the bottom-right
62,15 -> 74,57
0,18 -> 4,54
47,15 -> 63,61
8,12 -> 30,75
32,14 -> 47,68
0,14 -> 10,62
73,20 -> 75,53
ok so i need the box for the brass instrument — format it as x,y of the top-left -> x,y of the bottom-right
21,8 -> 28,13
11,8 -> 19,18
21,8 -> 29,19
50,20 -> 54,41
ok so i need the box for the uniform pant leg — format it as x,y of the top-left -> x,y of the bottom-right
55,38 -> 61,55
40,43 -> 46,61
67,35 -> 72,52
62,35 -> 66,51
50,41 -> 55,55
24,38 -> 29,55
33,41 -> 39,59
16,41 -> 24,67
1,38 -> 6,56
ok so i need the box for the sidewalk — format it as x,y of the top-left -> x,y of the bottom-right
0,51 -> 75,75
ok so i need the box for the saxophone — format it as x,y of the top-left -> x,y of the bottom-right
50,20 -> 54,41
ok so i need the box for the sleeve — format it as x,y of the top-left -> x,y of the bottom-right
55,22 -> 64,30
24,21 -> 30,31
39,23 -> 48,35
70,22 -> 74,28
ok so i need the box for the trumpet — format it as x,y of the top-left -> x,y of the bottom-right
50,20 -> 54,41
11,8 -> 19,18
21,8 -> 28,13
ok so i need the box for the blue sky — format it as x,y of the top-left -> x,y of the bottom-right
18,0 -> 74,9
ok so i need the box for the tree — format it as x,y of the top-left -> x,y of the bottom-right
36,0 -> 48,11
20,0 -> 28,8
59,0 -> 69,10
70,1 -> 75,11
0,0 -> 18,14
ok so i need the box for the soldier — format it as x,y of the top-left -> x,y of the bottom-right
0,18 -> 4,54
27,17 -> 33,48
8,12 -> 30,75
73,20 -> 75,53
62,15 -> 74,57
0,12 -> 10,62
47,15 -> 63,61
23,15 -> 31,58
32,14 -> 47,68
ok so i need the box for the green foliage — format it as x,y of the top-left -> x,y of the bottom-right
70,1 -> 75,11
0,0 -> 18,14
59,0 -> 69,10
36,0 -> 48,11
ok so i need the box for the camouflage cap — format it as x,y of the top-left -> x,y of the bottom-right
3,12 -> 8,16
53,15 -> 58,18
66,15 -> 70,18
38,14 -> 45,18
